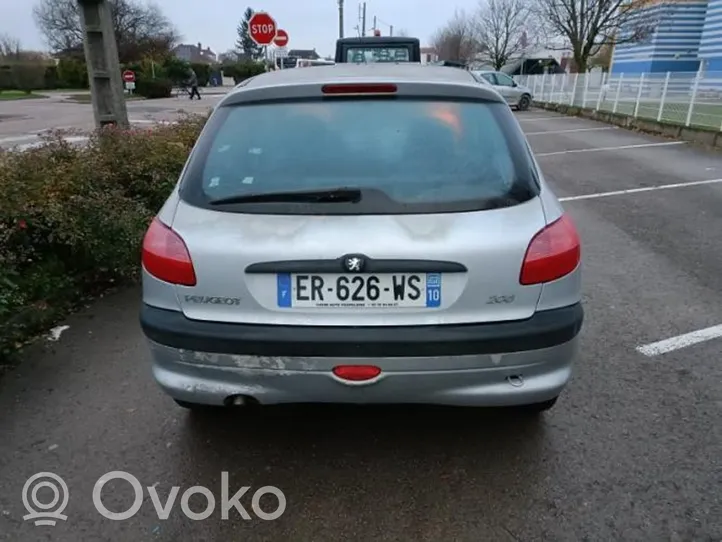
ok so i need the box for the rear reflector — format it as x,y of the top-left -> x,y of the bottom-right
520,214 -> 581,285
141,218 -> 197,286
322,83 -> 397,95
332,365 -> 382,381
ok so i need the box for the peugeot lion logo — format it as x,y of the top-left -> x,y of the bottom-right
345,256 -> 363,272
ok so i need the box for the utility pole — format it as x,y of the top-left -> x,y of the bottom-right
371,14 -> 394,37
338,0 -> 344,38
362,2 -> 366,37
77,0 -> 129,129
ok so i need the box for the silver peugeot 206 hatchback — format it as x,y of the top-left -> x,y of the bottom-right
139,63 -> 583,414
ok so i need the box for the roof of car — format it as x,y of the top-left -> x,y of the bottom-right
220,63 -> 505,107
238,63 -> 478,90
335,36 -> 420,44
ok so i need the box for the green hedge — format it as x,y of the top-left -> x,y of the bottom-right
56,59 -> 89,89
0,63 -> 49,93
0,114 -> 208,362
0,59 -> 223,92
0,61 -> 89,91
135,77 -> 173,98
221,60 -> 266,83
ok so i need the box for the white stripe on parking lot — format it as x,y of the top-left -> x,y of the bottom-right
525,127 -> 615,136
636,324 -> 722,356
558,178 -> 722,202
536,141 -> 685,157
0,135 -> 39,144
517,116 -> 575,122
14,135 -> 89,151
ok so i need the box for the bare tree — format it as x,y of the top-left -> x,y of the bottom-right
431,9 -> 479,63
0,34 -> 47,62
0,34 -> 22,59
33,0 -> 178,62
395,28 -> 410,37
535,0 -> 659,73
474,0 -> 539,70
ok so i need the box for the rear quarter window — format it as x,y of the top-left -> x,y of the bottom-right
180,97 -> 538,215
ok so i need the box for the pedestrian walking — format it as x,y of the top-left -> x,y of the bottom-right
187,68 -> 201,100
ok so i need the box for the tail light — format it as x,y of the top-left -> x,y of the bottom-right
333,365 -> 382,381
141,218 -> 197,286
520,214 -> 580,285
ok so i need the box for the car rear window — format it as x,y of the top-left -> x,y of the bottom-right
346,47 -> 411,62
180,98 -> 539,215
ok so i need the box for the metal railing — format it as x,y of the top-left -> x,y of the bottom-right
515,71 -> 722,131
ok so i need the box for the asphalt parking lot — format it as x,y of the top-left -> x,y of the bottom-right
0,91 -> 223,150
1,109 -> 721,541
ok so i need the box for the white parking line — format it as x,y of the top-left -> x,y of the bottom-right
517,116 -> 575,122
558,178 -> 722,202
536,141 -> 685,157
14,136 -> 89,151
636,324 -> 722,356
0,135 -> 39,144
525,127 -> 615,136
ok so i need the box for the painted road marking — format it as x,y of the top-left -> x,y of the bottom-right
636,324 -> 722,356
1,120 -> 175,151
517,116 -> 575,122
558,178 -> 722,202
536,141 -> 685,157
14,136 -> 89,151
0,135 -> 40,144
525,127 -> 616,136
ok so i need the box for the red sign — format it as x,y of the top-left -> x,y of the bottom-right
122,70 -> 135,83
249,12 -> 278,46
273,29 -> 289,47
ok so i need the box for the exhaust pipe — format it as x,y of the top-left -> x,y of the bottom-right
224,395 -> 258,407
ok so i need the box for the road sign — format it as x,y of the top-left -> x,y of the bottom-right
273,29 -> 289,47
124,82 -> 135,91
249,12 -> 278,46
275,47 -> 289,58
122,70 -> 135,83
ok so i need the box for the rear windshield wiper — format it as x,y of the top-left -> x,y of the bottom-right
208,187 -> 363,205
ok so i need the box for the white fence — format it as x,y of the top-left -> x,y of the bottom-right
514,71 -> 722,131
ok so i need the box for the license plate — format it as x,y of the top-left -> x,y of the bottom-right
277,273 -> 442,308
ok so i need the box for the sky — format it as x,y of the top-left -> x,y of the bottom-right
2,0 -> 481,57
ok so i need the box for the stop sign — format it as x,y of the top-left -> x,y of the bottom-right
122,70 -> 135,83
273,29 -> 289,47
249,12 -> 278,46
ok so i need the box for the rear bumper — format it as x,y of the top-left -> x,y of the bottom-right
140,303 -> 583,407
148,339 -> 578,407
139,303 -> 583,358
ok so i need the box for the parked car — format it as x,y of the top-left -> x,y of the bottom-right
140,63 -> 583,414
472,70 -> 534,111
335,36 -> 421,63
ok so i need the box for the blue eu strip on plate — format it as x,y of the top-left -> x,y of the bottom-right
426,272 -> 441,308
277,273 -> 292,308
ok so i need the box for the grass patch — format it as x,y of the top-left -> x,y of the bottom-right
598,100 -> 722,130
542,91 -> 722,131
0,91 -> 47,101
